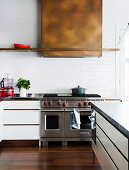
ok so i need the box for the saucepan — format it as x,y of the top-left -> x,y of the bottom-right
71,86 -> 87,95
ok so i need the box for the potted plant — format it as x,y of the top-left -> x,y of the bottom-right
16,77 -> 31,97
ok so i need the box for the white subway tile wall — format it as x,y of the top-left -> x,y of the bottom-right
0,0 -> 128,98
0,52 -> 116,97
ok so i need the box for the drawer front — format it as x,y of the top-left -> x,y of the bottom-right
97,125 -> 128,170
0,109 -> 3,142
4,110 -> 40,124
92,138 -> 118,170
3,101 -> 40,109
0,102 -> 3,141
0,102 -> 3,109
3,125 -> 39,140
96,112 -> 128,159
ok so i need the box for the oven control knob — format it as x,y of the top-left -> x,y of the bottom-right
78,103 -> 82,107
84,102 -> 87,106
44,101 -> 47,106
63,103 -> 67,107
88,102 -> 91,106
48,101 -> 52,106
58,101 -> 61,106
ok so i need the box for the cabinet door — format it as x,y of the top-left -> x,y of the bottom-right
0,103 -> 3,142
42,0 -> 102,57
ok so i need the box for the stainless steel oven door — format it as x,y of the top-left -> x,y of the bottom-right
64,108 -> 91,138
40,108 -> 64,138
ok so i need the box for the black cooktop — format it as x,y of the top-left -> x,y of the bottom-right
44,93 -> 101,97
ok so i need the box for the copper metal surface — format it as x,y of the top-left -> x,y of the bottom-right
42,0 -> 102,57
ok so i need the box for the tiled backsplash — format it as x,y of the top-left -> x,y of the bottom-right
0,52 -> 116,97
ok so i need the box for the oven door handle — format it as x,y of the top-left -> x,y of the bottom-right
65,108 -> 91,112
41,109 -> 64,112
89,116 -> 95,121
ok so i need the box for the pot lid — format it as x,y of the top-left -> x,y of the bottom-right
70,86 -> 87,90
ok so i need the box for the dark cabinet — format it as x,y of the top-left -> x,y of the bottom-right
42,0 -> 102,57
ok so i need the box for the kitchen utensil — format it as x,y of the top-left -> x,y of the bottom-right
6,87 -> 14,97
71,86 -> 87,95
0,79 -> 4,98
4,73 -> 14,87
0,76 -> 14,98
14,44 -> 30,48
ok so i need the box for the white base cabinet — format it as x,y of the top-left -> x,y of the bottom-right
96,125 -> 128,170
96,112 -> 128,159
3,101 -> 40,109
92,109 -> 128,170
0,102 -> 3,142
3,101 -> 40,140
92,138 -> 117,170
3,125 -> 39,140
4,110 -> 40,124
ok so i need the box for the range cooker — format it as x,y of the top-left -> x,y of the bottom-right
40,93 -> 103,146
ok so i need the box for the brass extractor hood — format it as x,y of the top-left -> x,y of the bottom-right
41,0 -> 102,57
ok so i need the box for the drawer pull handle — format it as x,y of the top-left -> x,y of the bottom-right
80,132 -> 90,135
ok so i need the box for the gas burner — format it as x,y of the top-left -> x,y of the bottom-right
72,94 -> 101,97
43,93 -> 101,98
44,94 -> 58,97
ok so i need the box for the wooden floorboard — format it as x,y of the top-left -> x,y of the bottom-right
0,143 -> 102,170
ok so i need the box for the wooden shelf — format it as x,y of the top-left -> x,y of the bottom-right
0,48 -> 42,52
102,48 -> 120,51
0,48 -> 120,52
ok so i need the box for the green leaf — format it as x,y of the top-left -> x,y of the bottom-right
16,77 -> 31,90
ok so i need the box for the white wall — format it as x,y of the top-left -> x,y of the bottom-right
118,30 -> 129,101
115,0 -> 129,100
0,0 -> 122,97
